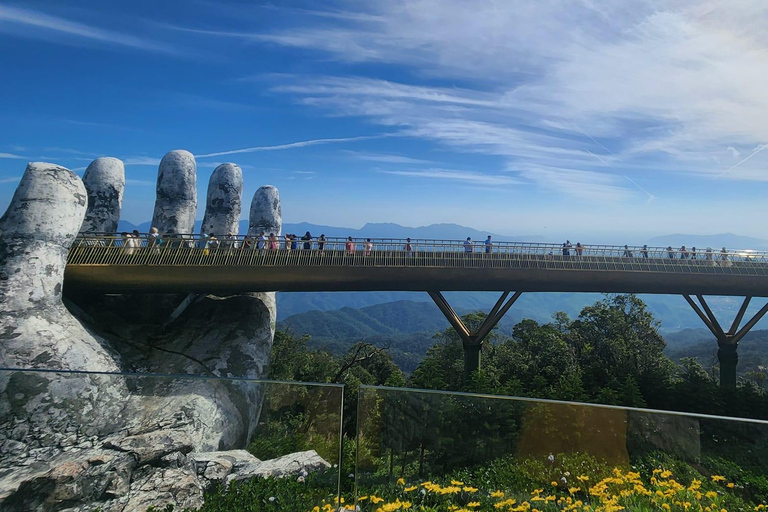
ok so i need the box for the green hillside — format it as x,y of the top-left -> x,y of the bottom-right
279,300 -> 768,377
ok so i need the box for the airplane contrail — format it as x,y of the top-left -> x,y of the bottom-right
573,123 -> 614,155
583,149 -> 611,166
196,134 -> 394,158
713,143 -> 767,180
583,148 -> 656,201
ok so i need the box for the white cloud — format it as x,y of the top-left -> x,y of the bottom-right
343,151 -> 432,165
239,1 -> 768,185
123,157 -> 161,166
196,134 -> 393,158
0,5 -> 175,54
0,176 -> 22,184
380,168 -> 522,186
0,152 -> 24,159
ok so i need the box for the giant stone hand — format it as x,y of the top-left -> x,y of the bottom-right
0,151 -> 281,511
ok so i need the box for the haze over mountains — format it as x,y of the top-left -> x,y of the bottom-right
118,219 -> 768,249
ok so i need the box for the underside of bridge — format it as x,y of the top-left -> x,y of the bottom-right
683,295 -> 768,390
428,291 -> 522,375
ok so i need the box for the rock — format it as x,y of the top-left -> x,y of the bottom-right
121,465 -> 204,512
151,150 -> 197,235
225,450 -> 330,485
0,448 -> 136,511
104,429 -> 194,465
189,449 -> 260,490
201,163 -> 243,237
80,157 -> 125,234
248,185 -> 281,236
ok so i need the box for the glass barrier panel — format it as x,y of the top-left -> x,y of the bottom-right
0,369 -> 343,512
355,385 -> 768,512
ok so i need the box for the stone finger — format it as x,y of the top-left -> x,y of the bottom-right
0,162 -> 87,311
80,157 -> 125,234
247,185 -> 281,236
200,163 -> 242,237
151,150 -> 196,235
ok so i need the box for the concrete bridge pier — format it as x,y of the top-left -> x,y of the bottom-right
428,290 -> 522,377
683,295 -> 768,390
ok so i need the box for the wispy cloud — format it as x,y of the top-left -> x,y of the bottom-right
0,152 -> 24,159
196,134 -> 395,158
241,1 -> 768,188
380,168 -> 522,186
123,156 -> 161,166
0,4 -> 176,54
343,150 -> 432,165
0,176 -> 22,184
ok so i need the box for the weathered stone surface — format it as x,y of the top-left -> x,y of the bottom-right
248,185 -> 281,236
122,466 -> 205,512
80,157 -> 125,234
0,163 -> 87,311
0,448 -> 136,511
225,450 -> 330,485
0,155 -> 284,512
104,429 -> 194,465
189,449 -> 259,490
151,150 -> 197,235
201,163 -> 242,237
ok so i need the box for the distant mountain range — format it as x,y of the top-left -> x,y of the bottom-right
118,219 -> 768,250
117,220 -> 543,242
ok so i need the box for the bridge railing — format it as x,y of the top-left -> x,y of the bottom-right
67,234 -> 768,275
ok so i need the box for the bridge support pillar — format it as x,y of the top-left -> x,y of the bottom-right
428,291 -> 522,378
463,338 -> 482,375
683,295 -> 768,390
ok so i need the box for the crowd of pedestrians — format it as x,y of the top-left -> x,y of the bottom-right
118,230 -> 746,265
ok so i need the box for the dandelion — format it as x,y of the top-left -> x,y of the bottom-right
711,475 -> 726,482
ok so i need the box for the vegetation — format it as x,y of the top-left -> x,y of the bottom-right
167,294 -> 768,512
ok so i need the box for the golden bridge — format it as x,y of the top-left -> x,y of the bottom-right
65,234 -> 768,387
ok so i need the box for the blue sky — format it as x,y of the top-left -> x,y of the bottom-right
1,1 -> 768,241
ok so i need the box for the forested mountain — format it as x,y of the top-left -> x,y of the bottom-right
279,300 -> 768,376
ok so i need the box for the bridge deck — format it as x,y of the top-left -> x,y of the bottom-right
63,235 -> 768,296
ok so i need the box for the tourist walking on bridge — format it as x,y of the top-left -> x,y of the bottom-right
667,246 -> 675,259
318,234 -> 326,252
575,242 -> 583,257
464,237 -> 473,253
641,245 -> 649,258
623,245 -> 633,258
345,236 -> 355,254
365,238 -> 373,256
680,246 -> 688,259
302,231 -> 312,250
268,233 -> 278,250
257,232 -> 266,251
485,235 -> 493,254
404,238 -> 413,254
563,240 -> 572,256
